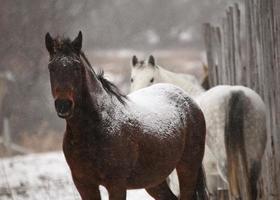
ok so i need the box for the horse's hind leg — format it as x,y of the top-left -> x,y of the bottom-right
176,160 -> 201,200
145,181 -> 178,200
177,107 -> 207,199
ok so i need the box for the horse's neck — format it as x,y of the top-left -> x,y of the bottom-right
157,67 -> 179,81
67,66 -> 116,130
157,66 -> 205,97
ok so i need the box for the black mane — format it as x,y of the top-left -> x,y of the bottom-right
96,70 -> 127,104
53,37 -> 76,55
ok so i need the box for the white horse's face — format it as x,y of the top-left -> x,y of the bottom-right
130,55 -> 158,92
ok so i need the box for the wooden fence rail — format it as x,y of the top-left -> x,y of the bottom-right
203,0 -> 279,199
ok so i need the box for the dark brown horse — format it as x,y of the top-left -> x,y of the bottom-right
45,31 -> 207,200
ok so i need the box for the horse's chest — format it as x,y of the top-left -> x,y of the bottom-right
63,133 -> 133,184
63,139 -> 104,182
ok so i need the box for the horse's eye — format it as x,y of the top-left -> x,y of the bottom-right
150,78 -> 154,83
131,78 -> 134,83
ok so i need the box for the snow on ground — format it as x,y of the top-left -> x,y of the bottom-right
0,152 -> 153,200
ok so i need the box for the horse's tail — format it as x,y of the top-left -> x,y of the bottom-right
225,90 -> 252,200
195,166 -> 210,200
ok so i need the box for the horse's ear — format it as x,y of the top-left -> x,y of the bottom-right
72,31 -> 83,53
45,32 -> 54,54
132,55 -> 138,67
148,55 -> 156,67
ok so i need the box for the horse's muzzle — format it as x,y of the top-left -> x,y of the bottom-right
54,99 -> 73,119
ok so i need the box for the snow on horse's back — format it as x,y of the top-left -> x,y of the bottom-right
130,55 -> 204,97
127,83 -> 195,138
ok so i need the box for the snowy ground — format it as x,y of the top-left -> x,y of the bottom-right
0,152 -> 153,200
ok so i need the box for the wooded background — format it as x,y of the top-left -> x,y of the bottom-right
204,0 -> 279,199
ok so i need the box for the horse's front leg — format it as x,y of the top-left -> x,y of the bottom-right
73,177 -> 101,200
107,184 -> 126,200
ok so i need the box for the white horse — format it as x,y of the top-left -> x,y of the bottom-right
130,55 -> 204,97
130,55 -> 267,199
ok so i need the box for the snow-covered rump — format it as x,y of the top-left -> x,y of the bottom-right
0,152 -> 153,200
127,83 -> 188,138
196,85 -> 267,181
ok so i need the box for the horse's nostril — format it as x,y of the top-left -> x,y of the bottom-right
55,99 -> 73,114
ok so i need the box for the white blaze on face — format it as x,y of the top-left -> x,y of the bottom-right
130,63 -> 157,92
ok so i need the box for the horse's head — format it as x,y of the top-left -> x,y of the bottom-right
130,55 -> 158,92
45,31 -> 84,119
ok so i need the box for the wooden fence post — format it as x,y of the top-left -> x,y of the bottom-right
203,1 -> 280,199
3,118 -> 11,156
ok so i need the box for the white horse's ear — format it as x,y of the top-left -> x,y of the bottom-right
148,55 -> 156,67
132,55 -> 138,67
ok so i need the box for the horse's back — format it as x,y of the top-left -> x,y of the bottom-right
128,83 -> 190,132
128,83 -> 191,113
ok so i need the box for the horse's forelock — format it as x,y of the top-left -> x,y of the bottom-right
139,60 -> 145,66
134,60 -> 158,69
48,37 -> 83,65
51,37 -> 78,56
